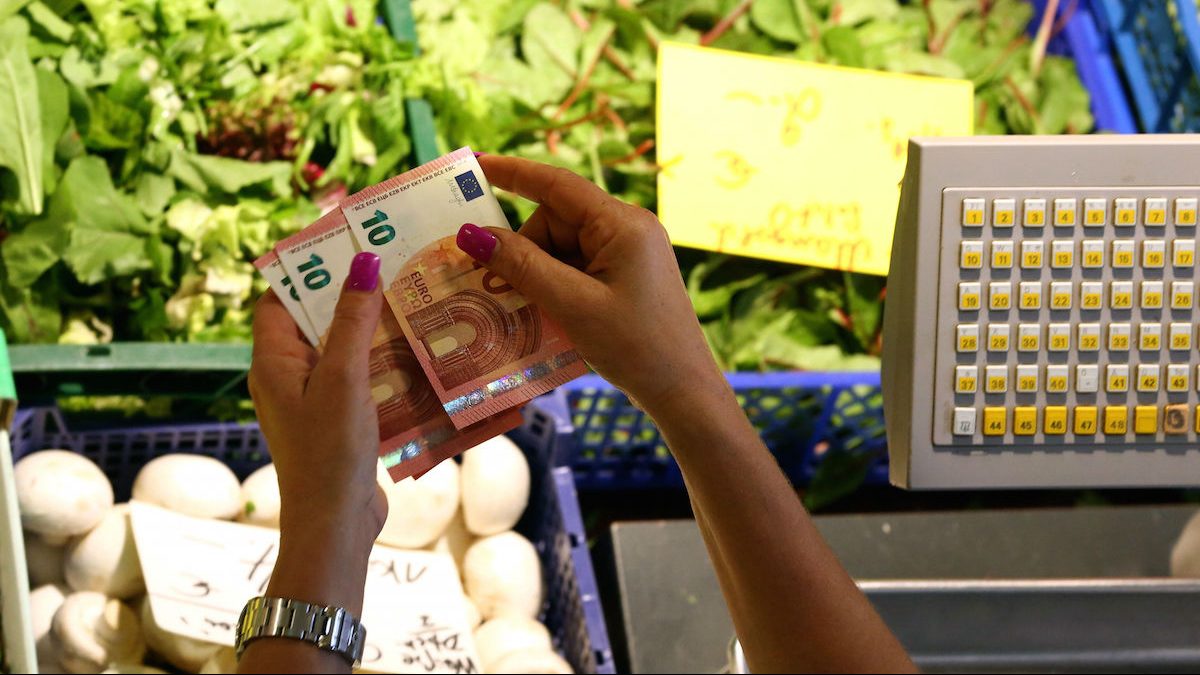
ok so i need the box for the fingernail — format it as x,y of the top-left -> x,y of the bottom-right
346,252 -> 380,292
456,223 -> 497,263
473,151 -> 486,158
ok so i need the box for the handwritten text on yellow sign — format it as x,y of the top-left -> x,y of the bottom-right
657,43 -> 973,275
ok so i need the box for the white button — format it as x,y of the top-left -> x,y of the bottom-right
1024,198 -> 1047,227
1021,240 -> 1044,269
1174,239 -> 1195,267
1114,197 -> 1138,226
993,198 -> 1016,227
1167,364 -> 1191,392
1107,364 -> 1130,393
1172,281 -> 1194,309
987,323 -> 1010,352
962,198 -> 985,226
1018,323 -> 1041,352
1080,281 -> 1104,310
1016,364 -> 1039,393
1081,239 -> 1105,268
989,281 -> 1012,310
1019,281 -> 1042,310
1112,240 -> 1136,268
957,323 -> 980,352
1111,280 -> 1134,310
1078,323 -> 1101,351
953,407 -> 977,435
1170,322 -> 1193,351
1047,323 -> 1071,351
1083,197 -> 1108,226
1176,197 -> 1198,226
959,282 -> 982,311
1051,240 -> 1074,268
985,365 -> 1009,393
1050,281 -> 1073,310
955,365 -> 979,394
1142,280 -> 1164,309
1054,197 -> 1077,226
1140,322 -> 1162,350
1145,197 -> 1168,225
1137,364 -> 1161,392
960,240 -> 984,269
1109,323 -> 1132,351
991,240 -> 1014,268
1076,364 -> 1099,393
1046,365 -> 1069,393
1143,240 -> 1166,268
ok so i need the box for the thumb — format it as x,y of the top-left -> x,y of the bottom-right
456,223 -> 603,320
316,252 -> 383,381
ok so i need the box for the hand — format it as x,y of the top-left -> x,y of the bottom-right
247,252 -> 388,556
460,155 -> 724,411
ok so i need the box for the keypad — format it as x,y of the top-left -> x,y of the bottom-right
938,188 -> 1198,447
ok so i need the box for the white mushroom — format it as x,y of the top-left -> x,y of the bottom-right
427,509 -> 475,573
131,454 -> 241,520
463,531 -> 542,620
65,505 -> 143,599
53,592 -> 145,674
101,666 -> 167,674
198,647 -> 237,674
237,464 -> 281,528
463,597 -> 482,630
376,460 -> 460,549
26,530 -> 66,586
461,436 -> 530,536
1171,510 -> 1200,577
473,615 -> 552,671
139,596 -> 221,672
490,648 -> 573,674
16,450 -> 114,543
31,583 -> 69,665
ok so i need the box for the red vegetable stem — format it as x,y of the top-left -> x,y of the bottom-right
701,0 -> 755,46
603,139 -> 655,166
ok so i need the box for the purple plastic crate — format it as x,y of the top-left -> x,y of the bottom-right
554,372 -> 887,491
10,402 -> 614,674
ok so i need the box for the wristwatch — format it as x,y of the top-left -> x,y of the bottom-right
235,596 -> 367,666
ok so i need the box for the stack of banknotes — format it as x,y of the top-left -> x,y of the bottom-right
254,148 -> 587,481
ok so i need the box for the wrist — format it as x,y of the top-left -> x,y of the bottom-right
269,521 -> 374,616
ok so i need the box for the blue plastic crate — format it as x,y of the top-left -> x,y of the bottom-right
1034,0 -> 1140,133
8,403 -> 615,674
1086,0 -> 1200,131
553,372 -> 887,491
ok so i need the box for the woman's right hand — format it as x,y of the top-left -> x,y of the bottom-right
459,154 -> 723,410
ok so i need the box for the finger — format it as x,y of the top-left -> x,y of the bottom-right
312,252 -> 383,388
518,204 -> 582,259
250,291 -> 317,403
456,223 -> 606,322
479,154 -> 618,229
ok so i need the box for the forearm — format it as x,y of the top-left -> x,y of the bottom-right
643,376 -> 915,674
238,522 -> 372,674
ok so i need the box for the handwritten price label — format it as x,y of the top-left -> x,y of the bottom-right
657,43 -> 973,275
129,502 -> 480,674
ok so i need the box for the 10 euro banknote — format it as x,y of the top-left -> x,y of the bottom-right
254,148 -> 580,479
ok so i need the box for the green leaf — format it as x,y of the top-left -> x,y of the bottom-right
24,1 -> 71,41
822,25 -> 866,67
134,172 -> 175,218
750,0 -> 806,44
881,49 -> 965,78
35,66 -> 67,195
54,155 -> 148,235
63,227 -> 150,284
0,17 -> 44,214
170,150 -> 292,196
0,0 -> 30,23
0,272 -> 60,343
687,256 -> 768,319
213,0 -> 298,31
1,215 -> 69,286
835,0 -> 899,26
522,3 -> 580,79
83,92 -> 144,150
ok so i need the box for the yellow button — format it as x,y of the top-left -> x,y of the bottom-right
1104,406 -> 1128,435
1196,405 -> 1200,434
983,407 -> 1007,436
1013,407 -> 1037,436
1074,406 -> 1098,435
1135,406 -> 1158,435
1044,406 -> 1068,435
959,334 -> 978,352
1177,249 -> 1195,267
1117,208 -> 1137,225
1179,207 -> 1198,225
995,209 -> 1014,226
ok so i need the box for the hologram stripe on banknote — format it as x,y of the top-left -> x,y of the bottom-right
340,147 -> 587,429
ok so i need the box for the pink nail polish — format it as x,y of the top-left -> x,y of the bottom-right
456,223 -> 497,263
473,151 -> 487,158
346,252 -> 380,291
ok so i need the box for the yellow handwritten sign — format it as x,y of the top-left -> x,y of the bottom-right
657,43 -> 973,275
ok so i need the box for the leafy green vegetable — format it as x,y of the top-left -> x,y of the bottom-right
0,17 -> 44,215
